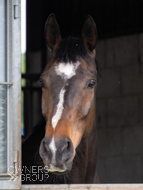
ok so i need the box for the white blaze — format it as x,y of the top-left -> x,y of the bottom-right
52,88 -> 65,129
49,62 -> 80,171
49,136 -> 56,164
51,62 -> 80,130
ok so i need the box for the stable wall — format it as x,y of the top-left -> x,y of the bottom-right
96,33 -> 143,183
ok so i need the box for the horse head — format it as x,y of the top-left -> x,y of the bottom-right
39,14 -> 98,175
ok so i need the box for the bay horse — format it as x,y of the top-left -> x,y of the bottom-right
22,14 -> 100,184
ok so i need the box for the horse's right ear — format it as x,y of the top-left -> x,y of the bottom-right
81,15 -> 98,53
45,14 -> 61,51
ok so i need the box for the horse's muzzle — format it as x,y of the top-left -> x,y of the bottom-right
39,136 -> 74,174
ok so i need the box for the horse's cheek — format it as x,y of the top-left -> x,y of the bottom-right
41,91 -> 49,118
81,91 -> 94,118
83,100 -> 96,138
70,126 -> 84,149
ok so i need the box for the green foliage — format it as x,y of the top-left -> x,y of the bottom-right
21,53 -> 26,135
21,53 -> 26,87
21,53 -> 26,73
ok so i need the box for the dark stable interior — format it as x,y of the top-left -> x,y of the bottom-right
22,0 -> 143,183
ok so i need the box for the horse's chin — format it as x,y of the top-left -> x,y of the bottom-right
49,170 -> 70,175
43,162 -> 72,176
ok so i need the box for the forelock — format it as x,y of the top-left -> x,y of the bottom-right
54,37 -> 90,63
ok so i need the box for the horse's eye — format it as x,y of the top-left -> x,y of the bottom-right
87,80 -> 96,89
38,78 -> 45,88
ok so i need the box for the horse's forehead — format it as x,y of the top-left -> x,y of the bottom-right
43,58 -> 96,85
54,61 -> 80,79
49,58 -> 95,76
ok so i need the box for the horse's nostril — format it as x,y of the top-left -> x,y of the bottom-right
43,141 -> 49,154
40,136 -> 74,168
60,138 -> 73,163
39,137 -> 51,160
67,141 -> 70,150
61,140 -> 71,152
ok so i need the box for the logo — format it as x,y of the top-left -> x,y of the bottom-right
8,166 -> 49,182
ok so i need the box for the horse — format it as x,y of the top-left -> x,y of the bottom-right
22,13 -> 100,184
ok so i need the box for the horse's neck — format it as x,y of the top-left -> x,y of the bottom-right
84,123 -> 98,183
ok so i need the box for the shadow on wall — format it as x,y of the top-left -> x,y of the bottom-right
96,33 -> 143,183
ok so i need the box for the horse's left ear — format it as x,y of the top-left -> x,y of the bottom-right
45,14 -> 61,51
81,16 -> 98,52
